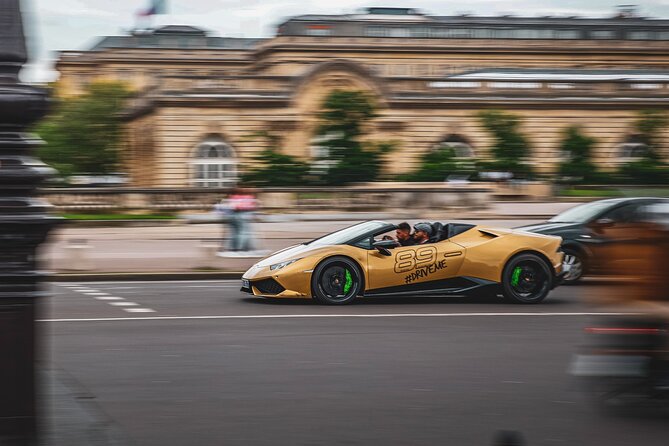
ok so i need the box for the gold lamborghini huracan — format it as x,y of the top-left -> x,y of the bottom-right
241,221 -> 567,305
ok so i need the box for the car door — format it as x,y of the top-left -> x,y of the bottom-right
366,240 -> 466,292
588,202 -> 648,269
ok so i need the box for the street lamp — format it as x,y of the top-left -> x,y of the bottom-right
0,0 -> 57,444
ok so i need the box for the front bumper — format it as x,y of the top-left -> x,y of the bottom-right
241,265 -> 312,298
552,253 -> 569,288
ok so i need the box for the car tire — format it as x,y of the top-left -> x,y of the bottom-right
562,247 -> 586,285
311,256 -> 363,305
501,253 -> 553,304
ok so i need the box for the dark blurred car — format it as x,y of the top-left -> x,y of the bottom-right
516,197 -> 669,284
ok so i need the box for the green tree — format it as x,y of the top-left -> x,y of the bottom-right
557,126 -> 598,183
618,110 -> 669,184
240,132 -> 310,186
402,145 -> 477,182
36,81 -> 131,177
478,109 -> 532,178
314,90 -> 393,185
634,109 -> 667,159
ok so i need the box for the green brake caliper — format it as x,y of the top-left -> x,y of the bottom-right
343,270 -> 353,294
511,267 -> 522,287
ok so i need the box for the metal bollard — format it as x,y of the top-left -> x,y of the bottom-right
0,1 -> 58,442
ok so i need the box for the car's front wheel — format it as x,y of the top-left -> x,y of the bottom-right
501,253 -> 552,304
562,248 -> 586,284
311,256 -> 363,305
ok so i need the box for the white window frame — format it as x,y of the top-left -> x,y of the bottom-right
618,142 -> 649,160
191,139 -> 238,188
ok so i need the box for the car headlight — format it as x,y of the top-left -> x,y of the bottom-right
270,259 -> 301,271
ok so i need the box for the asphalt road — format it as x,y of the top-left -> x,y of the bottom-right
43,280 -> 668,446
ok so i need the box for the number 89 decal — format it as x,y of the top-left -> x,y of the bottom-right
394,246 -> 437,273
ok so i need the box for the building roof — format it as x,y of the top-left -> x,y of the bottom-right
446,68 -> 669,82
285,11 -> 669,26
89,26 -> 266,51
152,25 -> 208,36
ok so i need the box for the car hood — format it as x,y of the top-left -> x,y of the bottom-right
515,222 -> 582,234
254,243 -> 331,268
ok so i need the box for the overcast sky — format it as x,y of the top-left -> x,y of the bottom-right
19,0 -> 669,82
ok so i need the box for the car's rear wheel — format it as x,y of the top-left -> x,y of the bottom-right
501,253 -> 552,304
562,247 -> 586,284
311,256 -> 363,305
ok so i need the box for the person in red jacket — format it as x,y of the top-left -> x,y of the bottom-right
216,188 -> 261,257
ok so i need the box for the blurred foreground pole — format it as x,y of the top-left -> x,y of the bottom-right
0,1 -> 55,444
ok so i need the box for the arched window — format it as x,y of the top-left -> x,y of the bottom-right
191,136 -> 237,187
435,134 -> 475,158
618,135 -> 649,159
309,132 -> 340,176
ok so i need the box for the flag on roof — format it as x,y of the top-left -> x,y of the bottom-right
138,0 -> 167,16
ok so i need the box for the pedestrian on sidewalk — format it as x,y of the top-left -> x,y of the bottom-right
214,192 -> 235,253
216,187 -> 266,257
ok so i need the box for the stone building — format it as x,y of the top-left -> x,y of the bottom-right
55,7 -> 669,187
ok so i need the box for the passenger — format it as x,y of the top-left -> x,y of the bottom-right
396,222 -> 417,246
412,223 -> 433,244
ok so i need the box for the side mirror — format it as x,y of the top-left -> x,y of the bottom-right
372,239 -> 397,256
594,218 -> 615,228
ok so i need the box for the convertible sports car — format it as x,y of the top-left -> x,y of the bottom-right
241,221 -> 566,305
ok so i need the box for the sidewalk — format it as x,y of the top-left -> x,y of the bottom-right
40,367 -> 131,446
41,201 -> 582,281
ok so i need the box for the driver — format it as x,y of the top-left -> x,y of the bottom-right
413,223 -> 433,244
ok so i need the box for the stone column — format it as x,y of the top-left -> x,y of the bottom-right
0,1 -> 56,444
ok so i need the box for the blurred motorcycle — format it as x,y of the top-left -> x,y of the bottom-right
570,202 -> 669,412
571,315 -> 669,411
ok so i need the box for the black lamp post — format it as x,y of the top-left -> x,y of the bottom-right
0,0 -> 56,444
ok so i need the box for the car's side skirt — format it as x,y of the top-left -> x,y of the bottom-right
364,277 -> 498,297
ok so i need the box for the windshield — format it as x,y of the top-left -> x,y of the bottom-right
307,221 -> 394,247
548,200 -> 618,223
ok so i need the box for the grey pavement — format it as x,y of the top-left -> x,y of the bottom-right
39,367 -> 132,446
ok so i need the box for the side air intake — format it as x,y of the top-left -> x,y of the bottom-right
252,278 -> 285,295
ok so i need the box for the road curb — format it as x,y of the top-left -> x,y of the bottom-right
49,271 -> 245,282
60,214 -> 556,227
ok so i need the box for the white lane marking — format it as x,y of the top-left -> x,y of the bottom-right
38,312 -> 630,323
60,285 -> 157,314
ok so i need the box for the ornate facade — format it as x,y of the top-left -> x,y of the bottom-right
55,8 -> 669,187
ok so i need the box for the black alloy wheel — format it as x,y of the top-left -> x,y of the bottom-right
311,256 -> 363,305
502,253 -> 552,304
